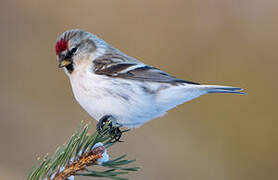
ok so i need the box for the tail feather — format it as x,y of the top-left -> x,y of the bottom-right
198,85 -> 246,95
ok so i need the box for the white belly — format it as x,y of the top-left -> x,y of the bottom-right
69,67 -> 167,127
68,64 -> 205,128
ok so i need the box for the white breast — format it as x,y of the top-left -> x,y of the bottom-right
68,63 -> 169,127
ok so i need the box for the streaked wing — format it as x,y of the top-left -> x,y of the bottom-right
93,52 -> 199,85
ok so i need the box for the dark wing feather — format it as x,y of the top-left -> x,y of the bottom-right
93,53 -> 199,85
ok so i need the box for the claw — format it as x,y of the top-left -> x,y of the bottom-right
109,127 -> 122,143
96,115 -> 113,133
96,115 -> 126,142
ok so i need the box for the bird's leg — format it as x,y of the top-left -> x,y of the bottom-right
108,124 -> 123,142
96,115 -> 124,142
96,115 -> 113,132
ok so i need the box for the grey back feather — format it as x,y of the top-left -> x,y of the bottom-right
93,52 -> 199,85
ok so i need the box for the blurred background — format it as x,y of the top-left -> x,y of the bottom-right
0,0 -> 277,179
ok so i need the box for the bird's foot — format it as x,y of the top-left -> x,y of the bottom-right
96,115 -> 128,142
96,115 -> 113,132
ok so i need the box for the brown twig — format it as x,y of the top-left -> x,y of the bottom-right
52,146 -> 105,180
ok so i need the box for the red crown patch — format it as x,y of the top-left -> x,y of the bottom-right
55,39 -> 68,55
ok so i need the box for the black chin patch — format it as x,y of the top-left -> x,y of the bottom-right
65,63 -> 74,74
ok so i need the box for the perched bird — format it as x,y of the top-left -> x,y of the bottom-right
55,29 -> 245,130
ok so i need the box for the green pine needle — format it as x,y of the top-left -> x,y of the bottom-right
27,122 -> 139,180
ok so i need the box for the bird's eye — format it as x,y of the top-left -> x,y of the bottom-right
64,47 -> 78,59
71,47 -> 77,54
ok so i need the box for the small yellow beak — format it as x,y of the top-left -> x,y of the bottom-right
58,59 -> 72,68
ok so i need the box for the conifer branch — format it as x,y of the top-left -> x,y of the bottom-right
28,122 -> 139,180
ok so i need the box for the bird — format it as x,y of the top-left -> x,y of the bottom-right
55,29 -> 245,132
